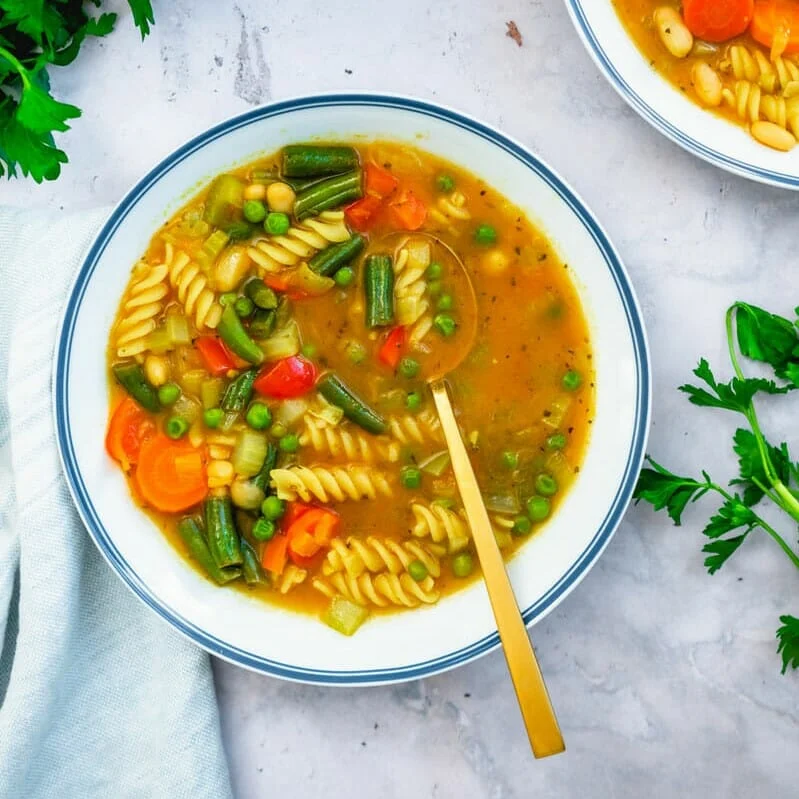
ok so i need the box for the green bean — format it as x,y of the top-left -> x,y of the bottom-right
244,278 -> 278,310
249,309 -> 276,339
364,254 -> 394,328
308,234 -> 365,276
217,305 -> 264,364
112,363 -> 160,412
205,495 -> 243,568
221,369 -> 257,412
240,538 -> 267,585
252,441 -> 279,493
282,145 -> 359,177
316,373 -> 387,435
177,517 -> 241,585
294,171 -> 362,220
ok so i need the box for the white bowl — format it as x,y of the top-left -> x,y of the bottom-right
54,94 -> 650,685
565,1 -> 799,189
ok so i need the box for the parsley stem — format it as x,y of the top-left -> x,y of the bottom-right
0,46 -> 29,85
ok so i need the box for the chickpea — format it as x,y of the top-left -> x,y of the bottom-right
653,7 -> 693,59
482,249 -> 510,275
143,354 -> 169,387
243,183 -> 267,200
266,181 -> 296,214
691,62 -> 722,107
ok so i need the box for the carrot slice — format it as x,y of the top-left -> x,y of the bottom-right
106,397 -> 154,468
683,0 -> 754,42
752,0 -> 799,53
135,434 -> 207,512
262,534 -> 289,574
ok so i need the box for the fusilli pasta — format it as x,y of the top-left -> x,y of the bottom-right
163,243 -> 222,330
321,536 -> 443,579
246,211 -> 350,274
428,190 -> 470,234
720,44 -> 799,93
313,571 -> 439,608
299,417 -> 400,463
270,465 -> 393,503
721,80 -> 799,134
114,260 -> 169,358
394,239 -> 433,348
386,409 -> 443,445
410,501 -> 470,553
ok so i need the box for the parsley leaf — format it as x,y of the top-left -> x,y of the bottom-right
776,615 -> 799,674
734,303 -> 798,371
702,535 -> 749,575
127,0 -> 155,39
702,495 -> 756,539
730,428 -> 793,506
634,457 -> 710,524
16,74 -> 80,135
679,358 -> 790,414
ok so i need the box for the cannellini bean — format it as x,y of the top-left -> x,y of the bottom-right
143,354 -> 169,386
207,459 -> 234,488
230,478 -> 265,510
215,245 -> 251,292
243,183 -> 266,200
750,120 -> 796,151
653,7 -> 693,59
692,62 -> 722,107
482,249 -> 510,275
266,182 -> 296,213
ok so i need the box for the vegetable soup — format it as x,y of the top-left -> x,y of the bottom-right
615,0 -> 799,151
106,141 -> 593,636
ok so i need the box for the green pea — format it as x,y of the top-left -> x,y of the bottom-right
220,292 -> 238,307
426,262 -> 443,280
157,382 -> 181,406
436,294 -> 454,311
347,342 -> 367,364
427,280 -> 443,297
512,515 -> 533,536
246,401 -> 272,430
474,224 -> 497,245
243,199 -> 267,223
436,174 -> 455,192
431,497 -> 455,509
400,466 -> 422,490
301,343 -> 318,358
535,473 -> 558,496
501,450 -> 519,470
527,495 -> 551,521
252,518 -> 276,541
562,370 -> 582,391
279,433 -> 300,453
270,422 -> 287,439
261,495 -> 285,521
165,415 -> 189,440
452,552 -> 474,578
264,212 -> 291,236
405,391 -> 423,412
408,560 -> 429,582
203,408 -> 224,429
234,296 -> 255,318
433,313 -> 457,337
547,432 -> 567,450
398,357 -> 420,379
335,266 -> 355,287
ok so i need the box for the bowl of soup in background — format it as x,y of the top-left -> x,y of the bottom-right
54,94 -> 650,685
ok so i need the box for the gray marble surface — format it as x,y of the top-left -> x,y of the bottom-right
4,1 -> 798,796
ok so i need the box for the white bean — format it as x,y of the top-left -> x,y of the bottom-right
143,354 -> 169,387
692,62 -> 722,107
243,183 -> 266,200
653,7 -> 693,59
750,120 -> 796,151
266,182 -> 296,214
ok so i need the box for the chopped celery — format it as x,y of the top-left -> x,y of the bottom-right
198,229 -> 230,269
419,450 -> 451,476
431,497 -> 456,509
260,321 -> 300,361
203,174 -> 245,227
322,596 -> 369,636
201,378 -> 225,410
232,429 -> 268,477
396,295 -> 422,326
484,493 -> 521,515
276,397 -> 309,427
145,324 -> 172,354
542,396 -> 571,429
309,395 -> 345,426
468,430 -> 480,449
166,313 -> 191,346
494,529 -> 513,549
285,262 -> 335,296
545,450 -> 572,485
220,410 -> 239,432
174,208 -> 211,238
179,369 -> 206,398
173,395 -> 201,424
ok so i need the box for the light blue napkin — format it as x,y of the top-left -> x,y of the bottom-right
0,207 -> 233,799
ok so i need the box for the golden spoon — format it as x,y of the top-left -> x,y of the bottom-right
401,234 -> 565,758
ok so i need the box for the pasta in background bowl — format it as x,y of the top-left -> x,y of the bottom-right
54,95 -> 649,684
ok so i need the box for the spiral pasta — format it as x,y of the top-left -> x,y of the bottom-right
721,80 -> 799,135
429,190 -> 471,234
277,564 -> 308,594
246,211 -> 350,274
312,571 -> 440,608
394,239 -> 433,348
114,260 -> 170,358
270,465 -> 393,503
386,410 -> 443,445
720,44 -> 799,94
299,417 -> 400,463
206,432 -> 236,489
163,243 -> 222,331
409,501 -> 470,553
321,536 -> 443,579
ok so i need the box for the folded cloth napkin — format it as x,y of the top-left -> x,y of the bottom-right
0,207 -> 233,799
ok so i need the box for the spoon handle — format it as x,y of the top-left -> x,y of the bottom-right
430,378 -> 565,758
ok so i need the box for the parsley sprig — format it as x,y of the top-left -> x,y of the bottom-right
0,0 -> 155,182
634,302 -> 799,674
